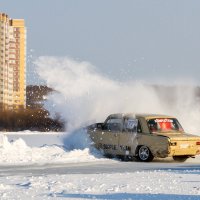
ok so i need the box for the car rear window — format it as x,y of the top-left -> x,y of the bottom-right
147,118 -> 184,133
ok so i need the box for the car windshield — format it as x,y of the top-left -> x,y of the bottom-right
147,118 -> 184,133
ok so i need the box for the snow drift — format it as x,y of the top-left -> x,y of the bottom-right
0,133 -> 104,165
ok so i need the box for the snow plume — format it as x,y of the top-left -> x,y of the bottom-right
35,56 -> 200,136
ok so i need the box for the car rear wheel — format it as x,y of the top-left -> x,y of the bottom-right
173,156 -> 188,162
137,145 -> 154,162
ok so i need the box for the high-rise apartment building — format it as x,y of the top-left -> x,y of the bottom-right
0,13 -> 26,110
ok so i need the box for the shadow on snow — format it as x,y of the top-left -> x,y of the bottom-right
52,192 -> 200,200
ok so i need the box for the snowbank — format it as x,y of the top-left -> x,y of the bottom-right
0,133 -> 104,165
2,130 -> 64,147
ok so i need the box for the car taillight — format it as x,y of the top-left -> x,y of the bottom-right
196,141 -> 200,145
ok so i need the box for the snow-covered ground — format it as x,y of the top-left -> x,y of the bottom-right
0,170 -> 200,200
0,131 -> 199,199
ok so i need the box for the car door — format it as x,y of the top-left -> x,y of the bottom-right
118,117 -> 140,156
98,117 -> 122,155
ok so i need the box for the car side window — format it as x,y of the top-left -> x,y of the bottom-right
104,118 -> 123,132
123,118 -> 138,133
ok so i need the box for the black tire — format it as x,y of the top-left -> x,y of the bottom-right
173,156 -> 188,162
117,155 -> 135,162
104,153 -> 114,159
137,145 -> 154,162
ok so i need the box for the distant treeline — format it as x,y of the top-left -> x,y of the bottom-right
0,108 -> 65,132
0,85 -> 65,132
26,85 -> 54,109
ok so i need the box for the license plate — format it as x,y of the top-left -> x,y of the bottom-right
180,144 -> 189,148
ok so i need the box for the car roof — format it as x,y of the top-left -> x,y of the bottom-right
107,113 -> 175,119
136,113 -> 175,119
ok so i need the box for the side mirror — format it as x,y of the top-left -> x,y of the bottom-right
97,123 -> 102,129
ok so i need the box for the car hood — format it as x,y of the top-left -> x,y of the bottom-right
155,132 -> 200,141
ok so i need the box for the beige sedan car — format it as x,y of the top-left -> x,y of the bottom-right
87,113 -> 200,162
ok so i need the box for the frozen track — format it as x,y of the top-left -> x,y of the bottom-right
0,158 -> 200,199
0,158 -> 200,177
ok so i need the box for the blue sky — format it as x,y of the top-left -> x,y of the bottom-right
1,0 -> 200,84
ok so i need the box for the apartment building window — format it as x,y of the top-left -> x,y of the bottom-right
9,49 -> 16,53
9,54 -> 16,59
9,60 -> 16,64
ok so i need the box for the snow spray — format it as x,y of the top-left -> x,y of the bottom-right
35,56 -> 200,150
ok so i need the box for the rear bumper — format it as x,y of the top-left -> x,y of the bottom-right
168,146 -> 200,156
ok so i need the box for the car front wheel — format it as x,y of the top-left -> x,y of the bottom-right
137,145 -> 154,162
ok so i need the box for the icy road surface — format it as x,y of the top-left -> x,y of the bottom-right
0,160 -> 200,200
0,159 -> 200,176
